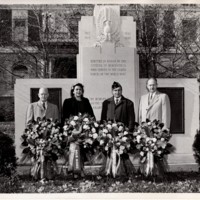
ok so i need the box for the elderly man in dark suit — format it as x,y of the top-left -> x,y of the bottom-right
26,88 -> 59,124
101,81 -> 135,131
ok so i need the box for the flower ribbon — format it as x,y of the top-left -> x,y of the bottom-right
68,142 -> 81,173
105,146 -> 120,178
30,148 -> 45,180
145,151 -> 154,176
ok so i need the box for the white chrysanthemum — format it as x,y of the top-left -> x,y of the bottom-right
94,122 -> 99,128
120,145 -> 125,150
74,116 -> 79,120
124,131 -> 128,135
116,142 -> 120,146
147,122 -> 152,126
83,124 -> 89,130
119,150 -> 123,154
152,138 -> 157,143
112,123 -> 117,127
118,126 -> 123,131
87,139 -> 93,145
158,150 -> 162,154
92,128 -> 96,133
107,124 -> 112,130
63,131 -> 68,136
136,135 -> 141,143
140,151 -> 144,156
146,137 -> 150,142
83,118 -> 89,122
93,133 -> 98,139
63,125 -> 68,131
103,128 -> 108,134
161,138 -> 165,142
70,120 -> 76,126
102,133 -> 106,137
100,140 -> 104,145
122,137 -> 127,142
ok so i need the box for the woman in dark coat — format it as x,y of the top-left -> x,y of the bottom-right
62,83 -> 95,123
62,83 -> 95,178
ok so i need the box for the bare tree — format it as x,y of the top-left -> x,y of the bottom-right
126,4 -> 200,78
0,4 -> 94,87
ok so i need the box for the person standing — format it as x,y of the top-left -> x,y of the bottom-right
101,81 -> 135,176
26,88 -> 59,125
62,83 -> 95,123
101,81 -> 135,131
62,83 -> 95,178
139,78 -> 171,129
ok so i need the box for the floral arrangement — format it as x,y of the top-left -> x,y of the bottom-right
97,121 -> 135,177
63,113 -> 99,174
133,119 -> 174,176
63,113 -> 99,147
21,118 -> 67,180
98,121 -> 134,155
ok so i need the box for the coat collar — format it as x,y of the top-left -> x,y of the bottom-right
37,101 -> 48,110
146,91 -> 160,111
108,95 -> 126,103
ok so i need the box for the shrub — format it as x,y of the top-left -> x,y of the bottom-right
0,131 -> 17,176
0,100 -> 14,122
0,174 -> 21,193
193,130 -> 200,167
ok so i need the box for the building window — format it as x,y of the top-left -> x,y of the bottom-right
54,12 -> 71,41
143,10 -> 157,47
163,10 -> 175,48
0,9 -> 12,46
13,19 -> 27,42
182,19 -> 197,43
28,10 -> 42,45
12,65 -> 29,86
69,19 -> 78,40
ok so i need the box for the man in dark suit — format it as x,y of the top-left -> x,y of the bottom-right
101,81 -> 135,131
26,88 -> 59,124
101,82 -> 136,176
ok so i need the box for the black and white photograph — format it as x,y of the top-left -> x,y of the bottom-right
0,0 -> 200,199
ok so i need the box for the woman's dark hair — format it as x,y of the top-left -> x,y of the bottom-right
70,83 -> 84,98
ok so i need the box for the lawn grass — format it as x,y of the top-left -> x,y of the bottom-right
9,171 -> 200,193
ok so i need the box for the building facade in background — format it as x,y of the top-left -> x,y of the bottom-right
0,4 -> 200,122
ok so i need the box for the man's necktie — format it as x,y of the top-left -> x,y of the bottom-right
115,98 -> 119,105
43,102 -> 46,110
148,94 -> 153,105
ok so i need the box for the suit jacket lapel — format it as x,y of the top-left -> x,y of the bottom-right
46,102 -> 52,117
109,97 -> 115,119
37,101 -> 44,110
146,92 -> 160,111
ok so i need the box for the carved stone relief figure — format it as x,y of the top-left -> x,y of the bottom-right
95,7 -> 122,47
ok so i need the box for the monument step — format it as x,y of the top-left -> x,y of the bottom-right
17,163 -> 199,176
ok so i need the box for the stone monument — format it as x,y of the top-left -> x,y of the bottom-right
77,5 -> 139,120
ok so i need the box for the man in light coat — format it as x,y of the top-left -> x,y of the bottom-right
139,78 -> 171,129
26,88 -> 59,124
